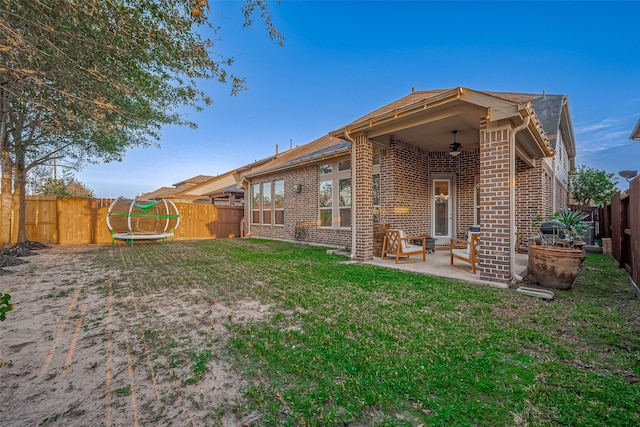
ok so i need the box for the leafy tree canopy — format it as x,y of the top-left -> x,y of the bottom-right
38,177 -> 94,198
0,0 -> 282,243
569,165 -> 618,206
1,0 -> 283,150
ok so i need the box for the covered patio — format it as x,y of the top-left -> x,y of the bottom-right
330,87 -> 554,285
365,247 -> 529,288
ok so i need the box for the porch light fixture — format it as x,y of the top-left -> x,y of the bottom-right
449,130 -> 461,156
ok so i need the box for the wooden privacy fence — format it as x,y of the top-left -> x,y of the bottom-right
599,176 -> 640,288
6,196 -> 244,245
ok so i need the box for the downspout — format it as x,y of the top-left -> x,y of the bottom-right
343,131 -> 356,259
240,177 -> 250,238
510,116 -> 530,283
552,156 -> 557,213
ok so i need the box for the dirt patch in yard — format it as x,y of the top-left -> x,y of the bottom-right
0,244 -> 272,426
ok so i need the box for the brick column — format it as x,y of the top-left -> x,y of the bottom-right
353,133 -> 373,261
479,124 -> 511,283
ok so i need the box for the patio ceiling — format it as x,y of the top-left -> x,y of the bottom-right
365,100 -> 485,153
331,87 -> 552,162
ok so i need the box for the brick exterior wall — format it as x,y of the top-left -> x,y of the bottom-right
377,137 -> 479,239
479,125 -> 511,283
379,136 -> 430,235
515,154 -> 570,247
246,164 -> 351,248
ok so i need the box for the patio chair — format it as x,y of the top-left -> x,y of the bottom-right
381,229 -> 426,264
450,231 -> 480,274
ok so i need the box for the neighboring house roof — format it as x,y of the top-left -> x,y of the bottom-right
172,175 -> 214,187
204,184 -> 244,198
631,119 -> 640,140
139,186 -> 182,200
175,170 -> 239,199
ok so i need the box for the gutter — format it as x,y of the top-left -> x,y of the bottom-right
510,115 -> 530,283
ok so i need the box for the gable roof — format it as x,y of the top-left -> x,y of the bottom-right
331,87 -> 579,163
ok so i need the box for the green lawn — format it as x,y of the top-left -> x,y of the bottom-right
97,239 -> 640,426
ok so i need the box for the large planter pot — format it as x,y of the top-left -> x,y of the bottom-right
529,245 -> 583,290
572,240 -> 587,263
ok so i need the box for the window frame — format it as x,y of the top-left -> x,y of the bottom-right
251,179 -> 285,226
318,161 -> 352,229
251,183 -> 261,225
273,179 -> 284,226
262,182 -> 272,225
373,153 -> 381,222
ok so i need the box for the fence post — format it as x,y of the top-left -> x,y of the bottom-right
630,177 -> 640,289
610,192 -> 622,266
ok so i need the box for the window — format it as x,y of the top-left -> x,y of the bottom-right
373,152 -> 381,222
319,164 -> 332,175
373,173 -> 381,222
274,180 -> 284,225
319,180 -> 332,226
262,182 -> 272,225
338,160 -> 351,171
339,177 -> 352,227
318,160 -> 351,228
251,179 -> 285,226
251,183 -> 260,224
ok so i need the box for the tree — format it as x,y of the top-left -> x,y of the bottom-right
0,0 -> 283,244
569,165 -> 618,206
39,177 -> 94,198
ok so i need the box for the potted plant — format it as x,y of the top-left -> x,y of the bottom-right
528,208 -> 587,290
551,208 -> 589,244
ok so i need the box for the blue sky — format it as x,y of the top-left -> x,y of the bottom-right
76,1 -> 640,197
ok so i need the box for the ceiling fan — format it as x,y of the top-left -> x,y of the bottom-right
449,130 -> 462,156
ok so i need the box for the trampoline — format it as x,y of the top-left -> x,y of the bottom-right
106,197 -> 180,247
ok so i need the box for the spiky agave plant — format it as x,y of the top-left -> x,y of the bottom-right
551,208 -> 589,240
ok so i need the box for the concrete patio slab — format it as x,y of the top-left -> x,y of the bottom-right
364,248 -> 529,288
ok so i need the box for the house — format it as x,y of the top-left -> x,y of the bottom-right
140,156 -> 281,205
242,87 -> 576,284
140,174 -> 214,202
